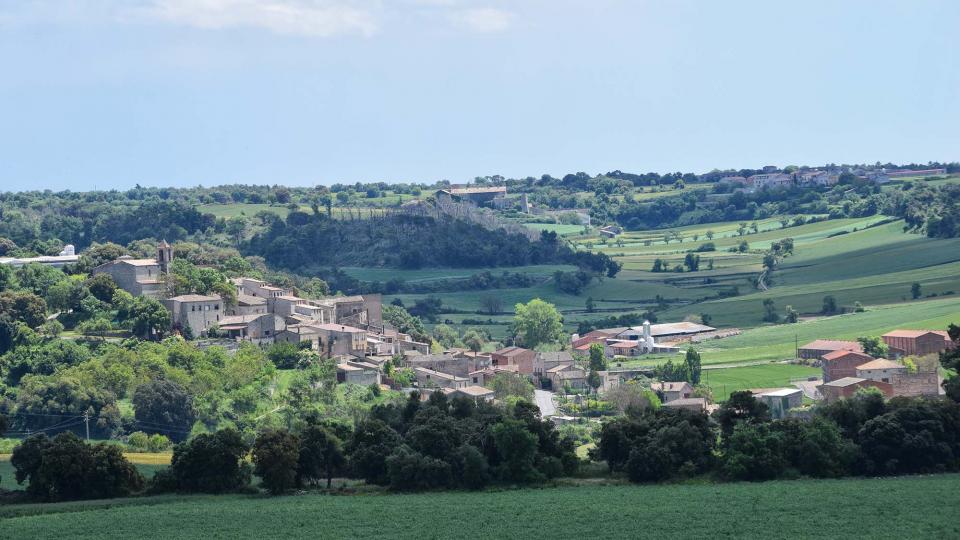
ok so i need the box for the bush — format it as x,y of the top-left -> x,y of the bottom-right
11,432 -> 144,501
253,428 -> 301,495
166,429 -> 251,493
385,446 -> 452,491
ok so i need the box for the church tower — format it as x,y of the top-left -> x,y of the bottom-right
157,240 -> 173,274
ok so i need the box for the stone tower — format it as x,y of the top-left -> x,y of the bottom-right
157,240 -> 173,274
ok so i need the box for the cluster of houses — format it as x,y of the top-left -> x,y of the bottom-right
718,167 -> 947,191
799,330 -> 955,402
90,242 -> 434,386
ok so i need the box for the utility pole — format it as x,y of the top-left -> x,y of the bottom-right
83,412 -> 90,441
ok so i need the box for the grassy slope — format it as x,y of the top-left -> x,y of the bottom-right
3,476 -> 959,538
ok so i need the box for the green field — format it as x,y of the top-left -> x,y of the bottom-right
2,476 -> 958,538
341,264 -> 576,284
700,363 -> 820,397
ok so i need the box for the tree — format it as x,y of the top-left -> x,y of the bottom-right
132,379 -> 196,442
346,420 -> 402,486
714,391 -> 770,438
706,230 -> 715,240
266,341 -> 300,369
911,282 -> 922,299
461,328 -> 485,353
168,429 -> 251,493
129,297 -> 171,340
78,317 -> 112,340
683,253 -> 700,272
857,336 -> 889,359
585,296 -> 595,313
490,373 -> 535,401
85,273 -> 118,303
432,324 -> 461,349
253,428 -> 301,495
785,305 -> 799,323
821,295 -> 838,315
762,299 -> 778,323
298,424 -> 346,489
479,295 -> 502,315
588,342 -> 608,372
512,299 -> 564,348
492,418 -> 540,483
11,432 -> 143,501
685,348 -> 702,385
0,291 -> 47,328
587,370 -> 602,393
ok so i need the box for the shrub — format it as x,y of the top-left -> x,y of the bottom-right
167,429 -> 251,493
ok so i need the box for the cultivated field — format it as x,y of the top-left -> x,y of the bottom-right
2,475 -> 958,538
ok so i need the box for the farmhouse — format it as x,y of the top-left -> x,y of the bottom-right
798,339 -> 863,360
662,397 -> 708,412
881,330 -> 954,357
650,381 -> 693,403
545,364 -> 588,392
448,385 -> 496,402
855,358 -> 907,384
818,377 -> 893,403
747,173 -> 794,189
821,350 -> 875,383
218,314 -> 286,342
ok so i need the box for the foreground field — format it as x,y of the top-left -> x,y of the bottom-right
2,475 -> 958,538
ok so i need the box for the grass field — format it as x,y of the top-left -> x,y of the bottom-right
700,363 -> 820,397
2,475 -> 958,538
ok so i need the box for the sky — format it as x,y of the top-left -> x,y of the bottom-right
1,0 -> 958,191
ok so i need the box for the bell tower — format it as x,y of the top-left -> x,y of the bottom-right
157,240 -> 173,274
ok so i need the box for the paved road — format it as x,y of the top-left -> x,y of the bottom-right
794,379 -> 823,400
534,389 -> 557,417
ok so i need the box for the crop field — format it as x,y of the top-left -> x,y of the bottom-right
341,264 -> 576,284
2,475 -> 958,538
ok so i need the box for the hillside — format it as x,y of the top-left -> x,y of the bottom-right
3,476 -> 958,538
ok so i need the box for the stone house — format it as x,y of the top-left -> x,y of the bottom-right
663,397 -> 708,412
226,294 -> 268,316
415,367 -> 469,390
545,364 -> 588,392
448,386 -> 496,402
336,360 -> 381,386
218,313 -> 286,342
163,294 -> 222,338
92,243 -> 171,298
650,381 -> 693,403
492,346 -> 537,374
534,351 -> 575,377
821,350 -> 875,383
855,359 -> 907,384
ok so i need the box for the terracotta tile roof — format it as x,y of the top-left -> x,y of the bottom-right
856,359 -> 906,370
883,329 -> 949,339
822,349 -> 873,362
800,340 -> 863,352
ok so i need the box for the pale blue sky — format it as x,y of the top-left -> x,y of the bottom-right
1,0 -> 958,191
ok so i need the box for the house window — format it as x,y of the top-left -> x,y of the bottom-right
191,306 -> 196,312
215,304 -> 219,310
265,330 -> 271,336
